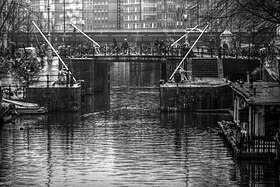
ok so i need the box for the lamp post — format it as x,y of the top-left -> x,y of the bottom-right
247,28 -> 251,60
47,0 -> 51,42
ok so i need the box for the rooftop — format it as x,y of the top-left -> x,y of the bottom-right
230,81 -> 280,105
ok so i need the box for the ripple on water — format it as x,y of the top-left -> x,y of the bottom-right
0,100 -> 275,186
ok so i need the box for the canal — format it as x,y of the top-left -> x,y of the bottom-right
0,61 -> 279,186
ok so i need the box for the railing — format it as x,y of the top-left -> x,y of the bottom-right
1,85 -> 26,100
32,21 -> 77,82
241,135 -> 276,154
1,74 -> 76,100
276,132 -> 280,161
57,44 -> 262,60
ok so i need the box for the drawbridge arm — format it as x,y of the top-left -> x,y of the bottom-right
32,21 -> 77,82
169,24 -> 210,81
70,23 -> 100,48
171,25 -> 199,47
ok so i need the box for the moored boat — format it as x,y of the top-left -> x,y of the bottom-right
2,98 -> 47,114
218,81 -> 280,161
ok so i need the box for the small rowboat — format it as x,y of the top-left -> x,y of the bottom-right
2,98 -> 47,114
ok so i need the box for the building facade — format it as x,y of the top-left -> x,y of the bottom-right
83,0 -> 118,31
157,0 -> 186,30
31,0 -> 190,31
122,0 -> 158,30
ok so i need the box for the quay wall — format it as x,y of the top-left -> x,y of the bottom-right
222,59 -> 261,81
165,58 -> 261,81
0,86 -> 2,111
160,85 -> 232,112
26,87 -> 81,112
65,58 -> 95,113
64,58 -> 110,113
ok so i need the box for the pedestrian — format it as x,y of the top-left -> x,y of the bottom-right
122,38 -> 129,54
113,38 -> 118,49
222,41 -> 228,57
218,46 -> 222,58
159,40 -> 165,54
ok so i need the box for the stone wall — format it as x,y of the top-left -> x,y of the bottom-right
223,59 -> 261,81
160,85 -> 232,112
0,86 -> 2,111
65,58 -> 110,113
26,87 -> 82,112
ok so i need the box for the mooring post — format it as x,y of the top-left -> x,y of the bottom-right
176,83 -> 179,110
8,85 -> 11,99
47,74 -> 49,87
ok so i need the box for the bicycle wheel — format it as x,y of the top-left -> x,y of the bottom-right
2,88 -> 13,99
15,87 -> 25,99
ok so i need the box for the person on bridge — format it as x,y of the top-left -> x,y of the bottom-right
112,38 -> 119,54
159,40 -> 166,54
181,42 -> 194,58
122,38 -> 129,54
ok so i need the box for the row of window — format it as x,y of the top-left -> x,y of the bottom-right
87,17 -> 109,21
123,0 -> 157,4
84,2 -> 109,6
123,7 -> 140,13
123,22 -> 157,29
124,15 -> 140,21
85,24 -> 117,30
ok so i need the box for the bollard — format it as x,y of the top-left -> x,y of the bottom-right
9,85 -> 11,99
47,74 -> 49,87
66,70 -> 70,87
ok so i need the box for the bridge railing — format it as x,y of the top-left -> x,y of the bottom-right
1,73 -> 76,100
57,44 -> 262,60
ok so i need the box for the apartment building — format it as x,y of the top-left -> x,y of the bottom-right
29,0 -> 219,31
122,0 -> 157,30
83,0 -> 118,31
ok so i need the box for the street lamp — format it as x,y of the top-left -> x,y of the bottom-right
247,28 -> 251,60
183,7 -> 188,30
47,0 -> 51,42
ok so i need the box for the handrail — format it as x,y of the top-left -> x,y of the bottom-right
32,21 -> 76,82
171,25 -> 199,47
276,131 -> 280,160
169,24 -> 209,81
70,23 -> 101,48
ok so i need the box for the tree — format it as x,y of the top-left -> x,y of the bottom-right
203,0 -> 280,31
0,0 -> 44,48
199,0 -> 280,46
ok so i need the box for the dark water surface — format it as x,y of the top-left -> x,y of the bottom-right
0,62 -> 279,187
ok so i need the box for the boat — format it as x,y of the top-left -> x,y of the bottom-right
1,98 -> 47,114
218,81 -> 280,161
0,106 -> 13,124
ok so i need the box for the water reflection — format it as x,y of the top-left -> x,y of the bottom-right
0,61 -> 279,186
110,62 -> 161,88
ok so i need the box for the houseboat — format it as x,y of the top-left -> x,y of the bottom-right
218,81 -> 280,161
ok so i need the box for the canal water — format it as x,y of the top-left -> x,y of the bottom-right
0,61 -> 279,186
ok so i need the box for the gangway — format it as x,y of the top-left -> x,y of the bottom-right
70,23 -> 101,55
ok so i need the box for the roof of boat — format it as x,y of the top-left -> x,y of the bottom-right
230,81 -> 280,105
